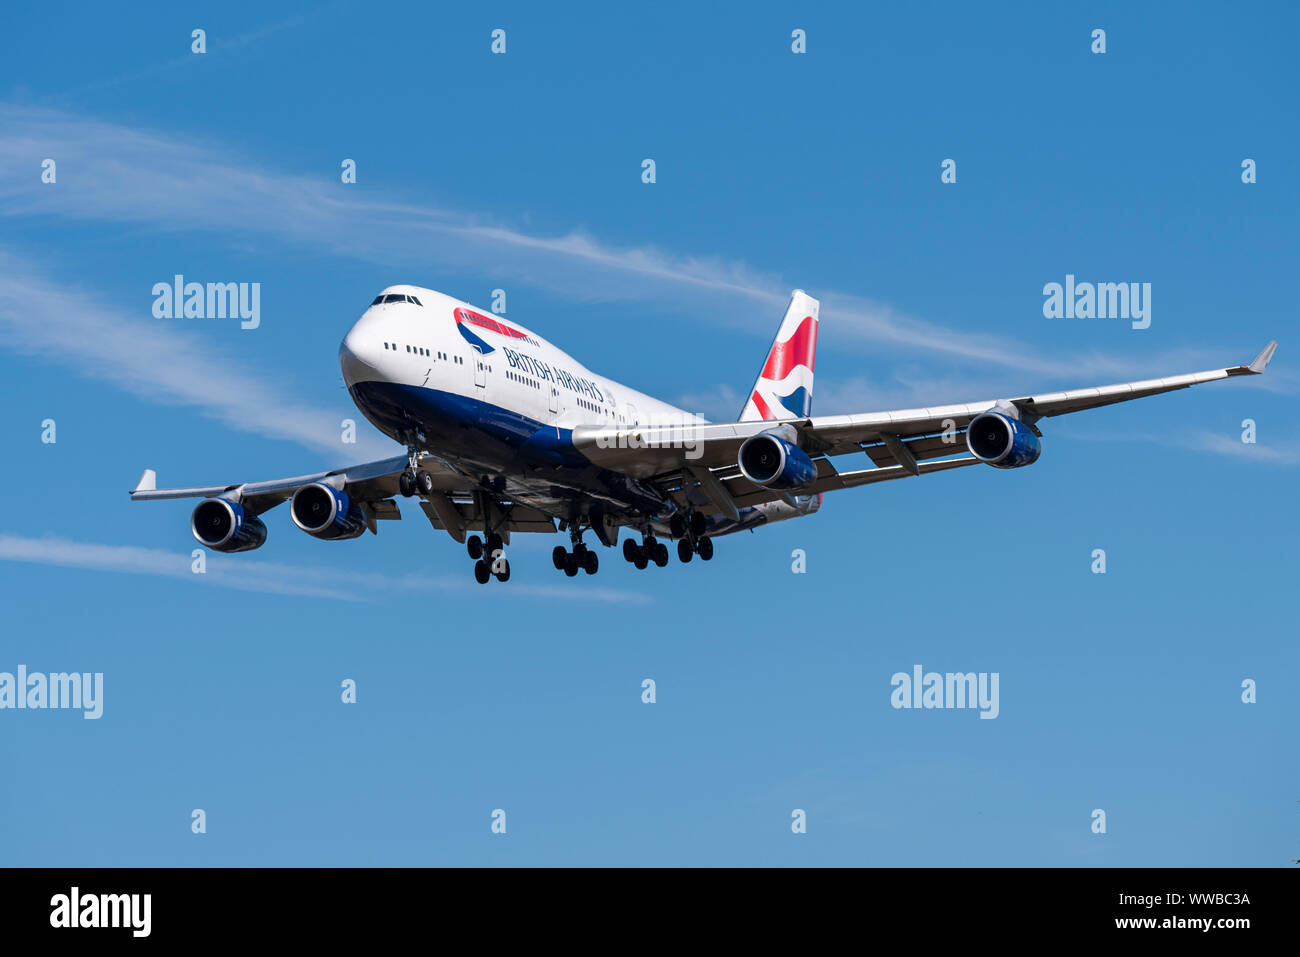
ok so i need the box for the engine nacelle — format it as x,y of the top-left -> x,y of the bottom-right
966,411 -> 1042,469
738,431 -> 818,489
191,498 -> 268,553
290,483 -> 368,540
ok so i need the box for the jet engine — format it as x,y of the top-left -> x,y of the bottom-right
966,411 -> 1042,469
290,483 -> 368,540
190,498 -> 268,552
737,431 -> 818,489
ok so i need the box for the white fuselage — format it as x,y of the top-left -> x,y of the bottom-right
339,285 -> 696,438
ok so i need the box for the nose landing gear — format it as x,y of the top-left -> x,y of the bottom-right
398,442 -> 437,499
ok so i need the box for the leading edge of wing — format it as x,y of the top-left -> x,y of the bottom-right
128,454 -> 449,502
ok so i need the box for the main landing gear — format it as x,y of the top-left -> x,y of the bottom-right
553,543 -> 598,577
667,511 -> 714,564
554,522 -> 600,577
622,534 -> 669,570
466,532 -> 510,584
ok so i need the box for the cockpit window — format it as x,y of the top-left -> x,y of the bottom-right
372,293 -> 424,305
408,295 -> 423,306
370,295 -> 384,305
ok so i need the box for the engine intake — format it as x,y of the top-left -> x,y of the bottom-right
191,498 -> 267,553
966,411 -> 1042,469
738,432 -> 817,489
290,483 -> 368,540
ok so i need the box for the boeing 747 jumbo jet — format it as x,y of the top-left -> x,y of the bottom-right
130,287 -> 1276,583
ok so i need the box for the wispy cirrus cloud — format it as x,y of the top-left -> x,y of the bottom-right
0,249 -> 399,461
1177,431 -> 1300,464
2,103 -> 1281,393
45,14 -> 312,100
1055,426 -> 1300,467
0,533 -> 651,604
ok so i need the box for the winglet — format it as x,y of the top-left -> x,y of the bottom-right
1248,340 -> 1277,374
132,469 -> 157,495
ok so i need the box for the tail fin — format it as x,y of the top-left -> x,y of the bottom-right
739,289 -> 820,421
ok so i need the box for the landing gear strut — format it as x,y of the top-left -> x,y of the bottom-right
669,510 -> 714,564
468,531 -> 508,584
623,532 -> 669,569
554,524 -> 600,576
398,444 -> 436,499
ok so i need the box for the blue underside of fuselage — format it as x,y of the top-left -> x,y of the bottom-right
346,380 -> 680,518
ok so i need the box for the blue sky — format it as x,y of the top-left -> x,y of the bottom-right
1,1 -> 1296,866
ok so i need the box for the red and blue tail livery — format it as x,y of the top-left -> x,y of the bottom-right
740,290 -> 819,421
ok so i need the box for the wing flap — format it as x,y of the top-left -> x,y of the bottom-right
419,499 -> 557,536
719,456 -> 980,510
864,432 -> 970,469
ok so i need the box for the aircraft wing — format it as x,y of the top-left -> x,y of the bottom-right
573,341 -> 1277,515
129,452 -> 558,542
129,453 -> 463,517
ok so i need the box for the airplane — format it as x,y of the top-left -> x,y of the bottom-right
130,285 -> 1277,584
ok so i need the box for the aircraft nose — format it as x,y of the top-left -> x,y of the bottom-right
339,321 -> 381,387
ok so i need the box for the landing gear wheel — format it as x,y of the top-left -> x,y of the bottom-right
486,533 -> 504,555
696,536 -> 714,561
677,538 -> 694,563
582,549 -> 599,575
689,512 -> 707,537
467,535 -> 483,560
564,554 -> 580,577
473,559 -> 491,584
398,471 -> 416,497
553,545 -> 568,570
669,514 -> 686,538
622,538 -> 639,562
653,542 -> 669,567
417,470 -> 435,496
494,559 -> 511,583
632,547 -> 648,571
